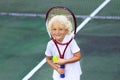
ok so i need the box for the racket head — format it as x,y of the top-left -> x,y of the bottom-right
46,6 -> 77,45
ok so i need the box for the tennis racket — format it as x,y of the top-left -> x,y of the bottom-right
46,6 -> 77,78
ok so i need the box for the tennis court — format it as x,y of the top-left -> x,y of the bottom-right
0,0 -> 120,80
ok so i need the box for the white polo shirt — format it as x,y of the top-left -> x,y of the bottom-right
45,37 -> 82,80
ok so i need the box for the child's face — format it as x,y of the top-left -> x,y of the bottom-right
51,21 -> 67,42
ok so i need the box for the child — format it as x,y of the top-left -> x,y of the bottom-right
45,15 -> 82,80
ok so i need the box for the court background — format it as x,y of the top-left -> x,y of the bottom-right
0,0 -> 120,80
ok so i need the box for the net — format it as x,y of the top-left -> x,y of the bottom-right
0,0 -> 120,20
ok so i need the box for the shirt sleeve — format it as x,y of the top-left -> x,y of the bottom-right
45,41 -> 53,56
70,39 -> 80,54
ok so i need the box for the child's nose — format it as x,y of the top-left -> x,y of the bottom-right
56,30 -> 60,34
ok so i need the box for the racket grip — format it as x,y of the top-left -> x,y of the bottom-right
60,65 -> 65,78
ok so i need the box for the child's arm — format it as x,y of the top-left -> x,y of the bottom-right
55,51 -> 81,65
46,56 -> 64,74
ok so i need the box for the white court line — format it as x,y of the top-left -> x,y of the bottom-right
76,0 -> 111,33
22,58 -> 46,80
22,0 -> 111,80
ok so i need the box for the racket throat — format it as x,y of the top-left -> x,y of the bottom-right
60,55 -> 64,59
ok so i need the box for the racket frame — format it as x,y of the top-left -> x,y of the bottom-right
46,6 -> 77,45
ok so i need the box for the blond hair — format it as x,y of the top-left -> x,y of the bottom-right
48,15 -> 73,35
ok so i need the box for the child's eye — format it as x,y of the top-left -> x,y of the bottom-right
59,28 -> 63,30
52,28 -> 56,30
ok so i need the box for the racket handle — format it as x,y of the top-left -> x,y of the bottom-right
60,65 -> 65,78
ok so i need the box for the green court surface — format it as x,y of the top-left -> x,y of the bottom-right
0,0 -> 120,80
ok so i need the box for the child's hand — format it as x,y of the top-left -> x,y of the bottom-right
57,67 -> 65,74
55,58 -> 66,65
